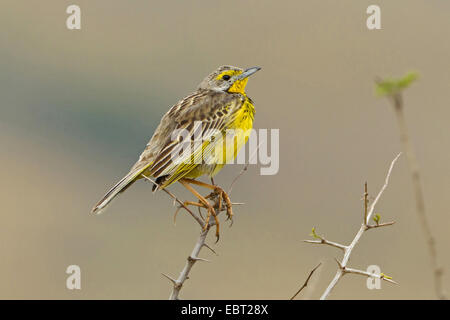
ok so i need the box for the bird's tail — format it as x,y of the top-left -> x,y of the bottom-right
91,168 -> 145,215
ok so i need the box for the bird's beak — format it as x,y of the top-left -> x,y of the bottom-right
237,66 -> 261,80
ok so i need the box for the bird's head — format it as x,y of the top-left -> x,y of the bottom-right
198,65 -> 261,94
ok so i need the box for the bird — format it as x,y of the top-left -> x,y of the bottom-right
91,65 -> 261,239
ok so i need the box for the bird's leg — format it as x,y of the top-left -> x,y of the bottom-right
178,179 -> 220,241
205,190 -> 222,212
173,201 -> 204,224
208,176 -> 223,212
180,178 -> 233,223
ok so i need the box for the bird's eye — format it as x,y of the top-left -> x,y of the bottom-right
222,75 -> 231,81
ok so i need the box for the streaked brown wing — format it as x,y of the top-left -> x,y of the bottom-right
130,89 -> 242,186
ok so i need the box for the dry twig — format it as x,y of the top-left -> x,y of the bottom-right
290,263 -> 322,300
377,77 -> 446,299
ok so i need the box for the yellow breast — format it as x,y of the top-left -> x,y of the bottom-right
213,98 -> 255,173
185,97 -> 255,178
232,98 -> 255,131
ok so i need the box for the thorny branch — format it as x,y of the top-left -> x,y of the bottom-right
162,221 -> 216,300
303,153 -> 401,300
141,174 -> 216,300
290,263 -> 322,300
147,147 -> 259,299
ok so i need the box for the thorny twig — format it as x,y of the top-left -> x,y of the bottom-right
163,221 -> 215,300
304,153 -> 401,299
303,231 -> 347,252
290,263 -> 322,300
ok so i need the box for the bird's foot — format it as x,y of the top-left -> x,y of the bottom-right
206,186 -> 233,226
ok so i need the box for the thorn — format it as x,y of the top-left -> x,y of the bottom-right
334,258 -> 345,270
387,278 -> 398,285
191,256 -> 211,263
203,243 -> 218,255
161,273 -> 177,285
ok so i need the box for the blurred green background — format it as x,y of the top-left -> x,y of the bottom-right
0,0 -> 449,299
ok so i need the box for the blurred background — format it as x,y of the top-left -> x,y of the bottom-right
0,0 -> 449,299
